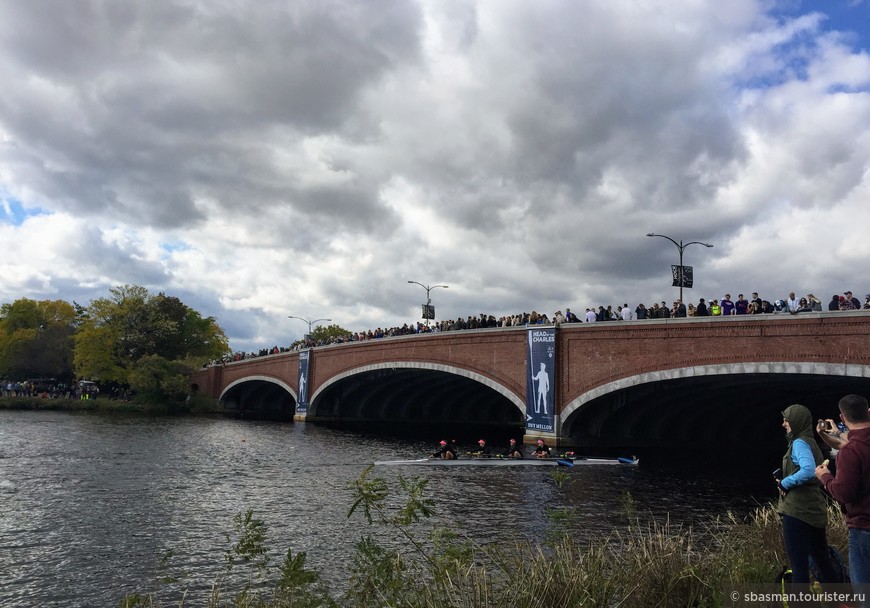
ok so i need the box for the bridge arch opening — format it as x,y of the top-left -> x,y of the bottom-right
219,376 -> 296,420
307,364 -> 525,441
561,364 -> 870,465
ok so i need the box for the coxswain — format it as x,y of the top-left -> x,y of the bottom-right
430,440 -> 456,460
533,438 -> 552,459
503,438 -> 523,458
473,439 -> 491,458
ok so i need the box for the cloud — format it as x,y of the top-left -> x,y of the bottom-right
0,0 -> 869,351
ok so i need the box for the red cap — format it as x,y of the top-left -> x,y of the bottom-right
478,439 -> 485,444
537,439 -> 544,444
439,440 -> 447,445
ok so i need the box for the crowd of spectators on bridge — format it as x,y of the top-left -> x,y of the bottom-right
214,289 -> 869,364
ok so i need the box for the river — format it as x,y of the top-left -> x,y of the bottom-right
0,410 -> 776,607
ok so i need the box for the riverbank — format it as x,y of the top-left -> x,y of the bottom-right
0,395 -> 220,414
121,471 -> 852,608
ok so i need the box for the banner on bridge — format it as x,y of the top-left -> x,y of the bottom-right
296,349 -> 311,415
526,327 -> 555,434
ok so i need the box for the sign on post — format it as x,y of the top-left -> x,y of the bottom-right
671,265 -> 693,288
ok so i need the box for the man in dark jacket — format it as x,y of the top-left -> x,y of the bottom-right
816,394 -> 870,604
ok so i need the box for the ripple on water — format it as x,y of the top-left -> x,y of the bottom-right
0,410 -> 773,607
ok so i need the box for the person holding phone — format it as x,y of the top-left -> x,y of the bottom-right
777,404 -> 839,592
816,394 -> 870,607
817,417 -> 850,451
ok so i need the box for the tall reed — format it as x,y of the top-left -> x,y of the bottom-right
122,470 -> 851,608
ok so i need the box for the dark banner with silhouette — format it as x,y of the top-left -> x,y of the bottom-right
526,327 -> 555,433
296,349 -> 311,415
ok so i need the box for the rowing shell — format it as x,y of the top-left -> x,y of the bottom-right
373,457 -> 638,467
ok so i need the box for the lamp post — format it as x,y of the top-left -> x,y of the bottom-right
646,233 -> 714,304
407,281 -> 448,327
288,316 -> 332,340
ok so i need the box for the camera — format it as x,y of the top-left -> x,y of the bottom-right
772,468 -> 782,480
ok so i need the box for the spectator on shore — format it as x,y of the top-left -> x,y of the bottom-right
620,304 -> 632,321
586,308 -> 597,322
865,295 -> 870,310
815,394 -> 870,602
829,295 -> 842,311
676,300 -> 687,318
846,291 -> 861,310
777,404 -> 840,594
696,298 -> 709,316
687,303 -> 696,316
735,294 -> 749,315
721,294 -> 735,316
710,299 -> 722,316
806,294 -> 822,311
786,292 -> 799,314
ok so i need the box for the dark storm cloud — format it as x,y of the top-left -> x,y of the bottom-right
0,0 -> 422,228
1,1 -> 868,352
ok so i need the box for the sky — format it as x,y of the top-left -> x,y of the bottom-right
1,0 -> 869,352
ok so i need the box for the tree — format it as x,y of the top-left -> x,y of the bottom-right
308,323 -> 352,343
0,299 -> 77,381
74,285 -> 229,398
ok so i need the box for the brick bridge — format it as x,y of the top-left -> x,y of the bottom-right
191,312 -> 870,453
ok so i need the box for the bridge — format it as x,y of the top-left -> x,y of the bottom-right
191,312 -> 870,454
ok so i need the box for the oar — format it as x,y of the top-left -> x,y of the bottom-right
556,459 -> 574,467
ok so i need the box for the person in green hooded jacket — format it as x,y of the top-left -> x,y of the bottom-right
777,404 -> 839,591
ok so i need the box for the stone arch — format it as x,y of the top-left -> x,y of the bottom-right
561,361 -> 870,423
310,361 -> 526,415
219,375 -> 297,403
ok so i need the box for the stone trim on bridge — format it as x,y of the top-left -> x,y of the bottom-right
309,361 -> 527,415
561,361 -> 870,422
219,375 -> 297,403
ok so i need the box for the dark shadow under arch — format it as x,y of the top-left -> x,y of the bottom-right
561,371 -> 870,465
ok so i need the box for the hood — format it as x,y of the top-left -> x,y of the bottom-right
782,403 -> 815,443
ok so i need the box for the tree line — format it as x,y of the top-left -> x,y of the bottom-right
0,285 -> 229,404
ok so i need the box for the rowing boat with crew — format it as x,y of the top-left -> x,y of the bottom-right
374,456 -> 639,467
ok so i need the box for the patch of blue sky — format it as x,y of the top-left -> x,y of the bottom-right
771,0 -> 870,52
160,241 -> 191,256
734,2 -> 869,91
1,197 -> 48,226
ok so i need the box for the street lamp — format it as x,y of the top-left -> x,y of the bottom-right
646,233 -> 714,304
407,281 -> 448,327
288,316 -> 332,340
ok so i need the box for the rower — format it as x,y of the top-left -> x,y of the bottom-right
533,438 -> 552,459
430,440 -> 456,460
503,438 -> 523,458
472,439 -> 491,458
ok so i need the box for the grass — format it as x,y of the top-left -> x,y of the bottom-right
119,468 -> 853,608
